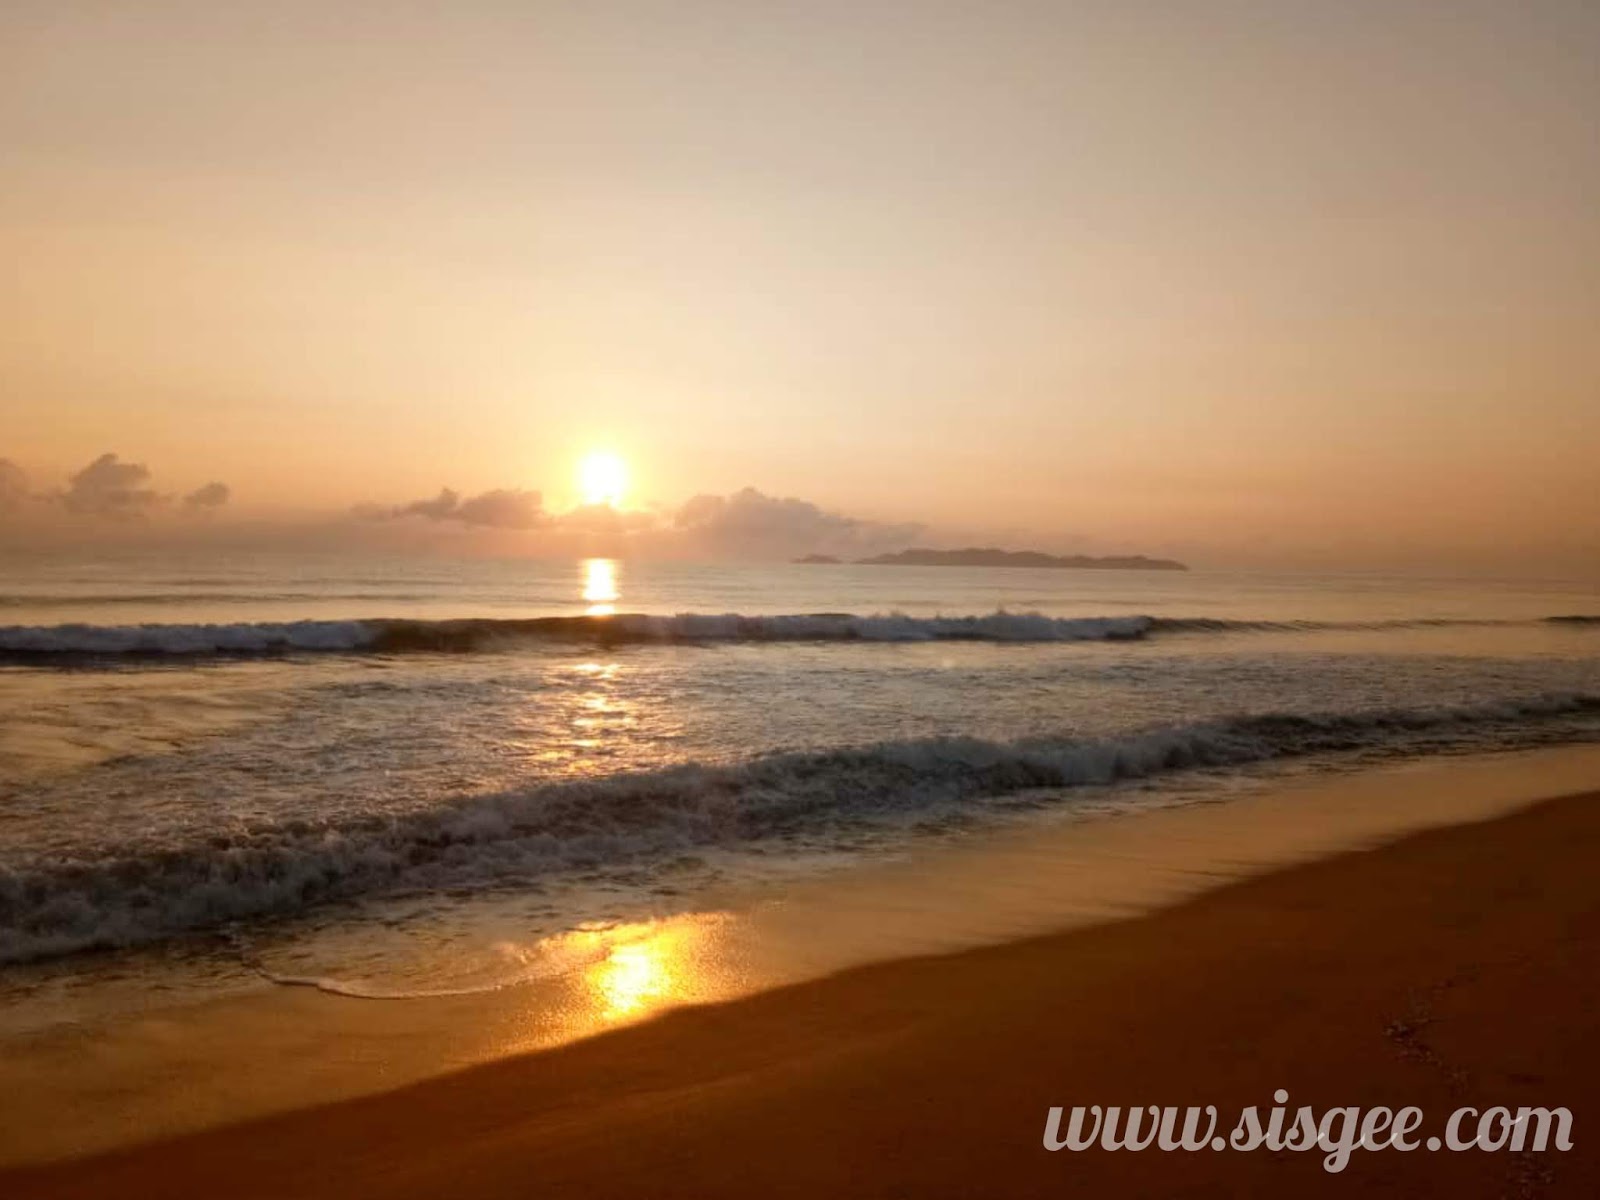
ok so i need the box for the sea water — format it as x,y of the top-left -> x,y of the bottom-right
1,551 -> 1596,1016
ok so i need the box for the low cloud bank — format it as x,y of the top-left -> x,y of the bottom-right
4,455 -> 914,560
367,482 -> 918,558
0,459 -> 27,512
60,453 -> 161,518
673,486 -> 921,557
0,452 -> 232,523
182,481 -> 231,512
375,487 -> 546,529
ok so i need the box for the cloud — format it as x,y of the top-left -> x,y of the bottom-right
672,486 -> 921,557
0,459 -> 28,512
552,502 -> 662,535
379,486 -> 545,529
356,481 -> 911,558
397,488 -> 461,520
454,489 -> 545,529
60,452 -> 161,518
182,481 -> 231,512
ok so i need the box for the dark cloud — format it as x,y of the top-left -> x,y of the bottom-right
60,453 -> 161,518
380,486 -> 545,529
182,481 -> 231,512
673,486 -> 921,557
0,459 -> 28,512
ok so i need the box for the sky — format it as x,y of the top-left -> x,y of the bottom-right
3,1 -> 1597,571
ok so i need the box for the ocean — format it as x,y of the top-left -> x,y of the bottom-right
1,552 -> 1597,1018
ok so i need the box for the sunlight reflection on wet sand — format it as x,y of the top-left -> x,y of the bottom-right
534,914 -> 742,1031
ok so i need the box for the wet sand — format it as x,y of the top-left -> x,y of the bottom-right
6,764 -> 1598,1197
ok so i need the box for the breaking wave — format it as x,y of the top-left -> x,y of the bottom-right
2,691 -> 1596,965
1,611 -> 1593,660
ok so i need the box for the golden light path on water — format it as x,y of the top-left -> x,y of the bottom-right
581,557 -> 619,616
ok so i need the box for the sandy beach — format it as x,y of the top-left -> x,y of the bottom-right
7,761 -> 1597,1198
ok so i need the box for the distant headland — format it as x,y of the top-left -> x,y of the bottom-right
795,547 -> 1187,571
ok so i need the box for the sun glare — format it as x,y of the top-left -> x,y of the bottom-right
582,558 -> 619,615
578,452 -> 627,508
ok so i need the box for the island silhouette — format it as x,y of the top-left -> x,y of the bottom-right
795,547 -> 1187,571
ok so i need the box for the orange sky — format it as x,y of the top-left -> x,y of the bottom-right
3,2 -> 1597,571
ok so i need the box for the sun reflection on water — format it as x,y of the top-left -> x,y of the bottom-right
582,558 -> 619,616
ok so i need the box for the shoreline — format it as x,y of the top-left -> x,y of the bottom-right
2,747 -> 1599,1194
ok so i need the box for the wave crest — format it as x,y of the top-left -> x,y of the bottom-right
2,691 -> 1596,965
2,610 -> 1593,660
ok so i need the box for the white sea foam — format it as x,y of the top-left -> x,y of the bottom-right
610,611 -> 1155,642
0,619 -> 377,656
1,610 -> 1588,659
2,691 -> 1595,966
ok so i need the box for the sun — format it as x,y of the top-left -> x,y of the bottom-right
578,452 -> 627,508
